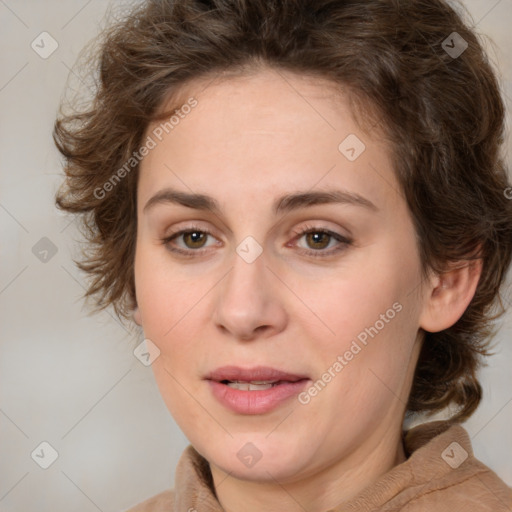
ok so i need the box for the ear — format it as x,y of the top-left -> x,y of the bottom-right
419,257 -> 483,333
132,305 -> 142,326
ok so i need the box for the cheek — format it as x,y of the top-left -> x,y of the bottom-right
292,245 -> 421,392
133,244 -> 213,373
134,244 -> 206,335
293,263 -> 403,346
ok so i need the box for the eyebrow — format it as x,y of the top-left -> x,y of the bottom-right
143,187 -> 378,215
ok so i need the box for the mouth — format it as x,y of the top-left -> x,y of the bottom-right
205,366 -> 310,414
219,380 -> 286,391
206,365 -> 309,386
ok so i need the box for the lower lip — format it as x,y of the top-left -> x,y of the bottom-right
207,379 -> 310,415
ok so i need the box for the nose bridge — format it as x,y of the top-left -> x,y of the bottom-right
223,240 -> 270,310
212,239 -> 287,339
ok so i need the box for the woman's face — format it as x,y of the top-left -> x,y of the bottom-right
134,68 -> 428,483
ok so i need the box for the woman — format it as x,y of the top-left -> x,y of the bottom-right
54,0 -> 512,510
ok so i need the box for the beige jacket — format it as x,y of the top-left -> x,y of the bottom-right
126,421 -> 512,511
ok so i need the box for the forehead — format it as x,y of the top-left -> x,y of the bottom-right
138,67 -> 398,214
146,66 -> 381,155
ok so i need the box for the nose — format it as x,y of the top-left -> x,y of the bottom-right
212,246 -> 288,341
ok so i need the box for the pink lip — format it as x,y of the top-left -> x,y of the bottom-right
206,366 -> 310,415
207,365 -> 308,383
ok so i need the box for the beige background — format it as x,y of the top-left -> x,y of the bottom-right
0,0 -> 511,510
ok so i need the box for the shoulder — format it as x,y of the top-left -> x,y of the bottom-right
406,466 -> 512,511
402,421 -> 512,511
467,465 -> 512,509
123,490 -> 175,512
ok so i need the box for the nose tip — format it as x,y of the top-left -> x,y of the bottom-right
212,252 -> 288,342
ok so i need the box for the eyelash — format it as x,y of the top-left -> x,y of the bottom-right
160,224 -> 353,258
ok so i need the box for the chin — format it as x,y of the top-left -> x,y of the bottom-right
198,433 -> 313,482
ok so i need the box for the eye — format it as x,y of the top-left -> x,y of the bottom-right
161,223 -> 352,258
161,225 -> 219,256
290,224 -> 352,258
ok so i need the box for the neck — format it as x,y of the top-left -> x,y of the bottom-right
210,423 -> 407,512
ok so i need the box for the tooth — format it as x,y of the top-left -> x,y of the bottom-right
226,382 -> 250,390
226,381 -> 275,391
248,383 -> 274,390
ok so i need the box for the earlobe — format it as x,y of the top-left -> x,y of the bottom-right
419,258 -> 483,333
133,305 -> 142,326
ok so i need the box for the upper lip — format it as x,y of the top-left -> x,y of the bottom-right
206,366 -> 309,383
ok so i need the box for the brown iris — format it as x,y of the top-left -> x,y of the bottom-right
183,231 -> 208,249
305,231 -> 330,250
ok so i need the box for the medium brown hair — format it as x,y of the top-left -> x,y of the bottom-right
54,0 -> 512,422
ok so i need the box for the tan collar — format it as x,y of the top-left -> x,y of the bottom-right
172,421 -> 477,512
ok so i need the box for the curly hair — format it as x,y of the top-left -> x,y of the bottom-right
54,0 -> 512,422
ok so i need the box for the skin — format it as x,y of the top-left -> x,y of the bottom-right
132,66 -> 482,512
